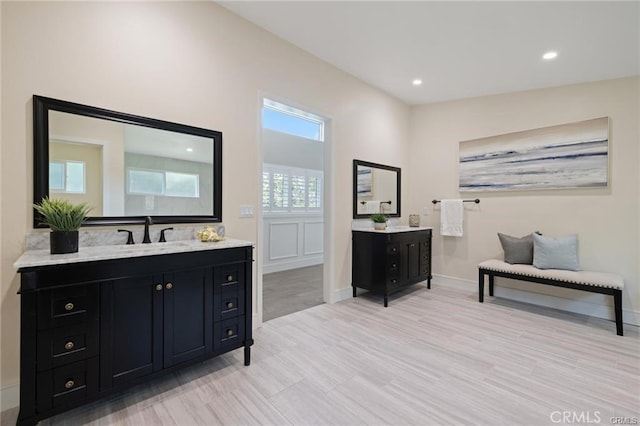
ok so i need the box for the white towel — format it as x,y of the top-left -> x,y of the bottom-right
364,200 -> 380,214
440,199 -> 463,237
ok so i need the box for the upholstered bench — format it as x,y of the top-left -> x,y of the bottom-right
478,259 -> 624,336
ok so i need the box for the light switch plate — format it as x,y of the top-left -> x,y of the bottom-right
239,205 -> 254,218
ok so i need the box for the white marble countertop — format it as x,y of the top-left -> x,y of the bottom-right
14,238 -> 254,270
352,226 -> 433,234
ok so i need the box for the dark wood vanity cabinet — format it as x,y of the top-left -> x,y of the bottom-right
352,229 -> 432,307
17,246 -> 253,426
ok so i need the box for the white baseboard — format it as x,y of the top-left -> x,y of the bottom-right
252,312 -> 261,329
433,273 -> 640,327
262,257 -> 322,274
1,383 -> 19,411
329,286 -> 353,304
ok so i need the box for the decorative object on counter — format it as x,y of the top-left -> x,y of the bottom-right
216,224 -> 226,237
197,225 -> 225,242
371,213 -> 388,230
409,214 -> 420,227
33,197 -> 92,254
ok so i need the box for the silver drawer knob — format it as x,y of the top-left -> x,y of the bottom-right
64,341 -> 75,350
155,284 -> 163,291
227,274 -> 233,282
226,301 -> 234,309
64,302 -> 74,311
165,283 -> 173,290
65,380 -> 75,389
226,329 -> 234,337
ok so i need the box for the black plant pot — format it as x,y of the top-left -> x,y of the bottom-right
50,231 -> 79,254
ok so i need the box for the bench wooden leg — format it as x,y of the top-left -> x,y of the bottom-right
478,270 -> 484,302
614,289 -> 623,336
489,274 -> 494,297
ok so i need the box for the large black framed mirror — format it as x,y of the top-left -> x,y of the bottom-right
353,159 -> 401,219
33,95 -> 222,228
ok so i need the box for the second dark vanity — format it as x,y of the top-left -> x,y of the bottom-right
352,228 -> 432,307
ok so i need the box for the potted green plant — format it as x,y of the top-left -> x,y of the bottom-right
371,213 -> 388,230
34,198 -> 92,254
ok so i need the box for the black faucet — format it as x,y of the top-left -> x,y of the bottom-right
159,227 -> 173,243
142,216 -> 153,244
118,229 -> 135,245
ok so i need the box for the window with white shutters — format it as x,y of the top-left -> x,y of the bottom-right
262,164 -> 322,213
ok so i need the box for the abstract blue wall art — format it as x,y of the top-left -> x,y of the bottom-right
459,117 -> 609,192
357,166 -> 372,196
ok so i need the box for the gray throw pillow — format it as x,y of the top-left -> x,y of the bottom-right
533,233 -> 580,271
497,233 -> 535,264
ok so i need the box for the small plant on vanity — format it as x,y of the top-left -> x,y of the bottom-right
371,213 -> 388,230
34,197 -> 92,254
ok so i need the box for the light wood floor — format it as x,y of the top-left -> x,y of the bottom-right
262,265 -> 323,322
3,283 -> 639,425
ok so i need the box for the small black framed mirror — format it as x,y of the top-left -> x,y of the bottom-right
33,95 -> 222,227
353,159 -> 401,219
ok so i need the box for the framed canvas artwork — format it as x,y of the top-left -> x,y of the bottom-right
459,117 -> 609,192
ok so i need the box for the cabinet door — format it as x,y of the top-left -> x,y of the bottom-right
407,241 -> 421,280
100,276 -> 163,389
163,268 -> 212,368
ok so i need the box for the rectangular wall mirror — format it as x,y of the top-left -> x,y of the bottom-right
33,95 -> 223,227
353,159 -> 401,219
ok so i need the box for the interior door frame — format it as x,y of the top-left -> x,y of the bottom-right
255,93 -> 333,327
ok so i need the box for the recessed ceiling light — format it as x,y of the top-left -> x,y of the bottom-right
186,148 -> 193,152
412,79 -> 423,86
542,51 -> 558,60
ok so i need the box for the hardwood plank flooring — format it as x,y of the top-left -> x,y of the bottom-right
2,283 -> 638,425
262,265 -> 323,322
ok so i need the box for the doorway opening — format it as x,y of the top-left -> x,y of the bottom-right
260,98 -> 326,322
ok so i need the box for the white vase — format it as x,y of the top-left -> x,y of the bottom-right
373,222 -> 386,230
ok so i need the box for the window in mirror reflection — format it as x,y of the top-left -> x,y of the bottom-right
127,168 -> 200,198
49,161 -> 85,193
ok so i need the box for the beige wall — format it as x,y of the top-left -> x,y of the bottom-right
0,1 -> 410,393
408,76 -> 640,322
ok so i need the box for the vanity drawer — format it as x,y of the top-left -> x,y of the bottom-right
387,276 -> 401,288
387,256 -> 399,273
214,264 -> 245,294
37,321 -> 99,371
36,357 -> 98,412
37,284 -> 99,330
214,317 -> 245,354
215,290 -> 245,321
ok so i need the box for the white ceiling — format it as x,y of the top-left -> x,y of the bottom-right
219,1 -> 640,105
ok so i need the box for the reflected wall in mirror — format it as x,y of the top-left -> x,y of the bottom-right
34,96 -> 222,227
353,159 -> 401,219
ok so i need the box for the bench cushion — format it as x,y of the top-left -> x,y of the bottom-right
478,259 -> 624,290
